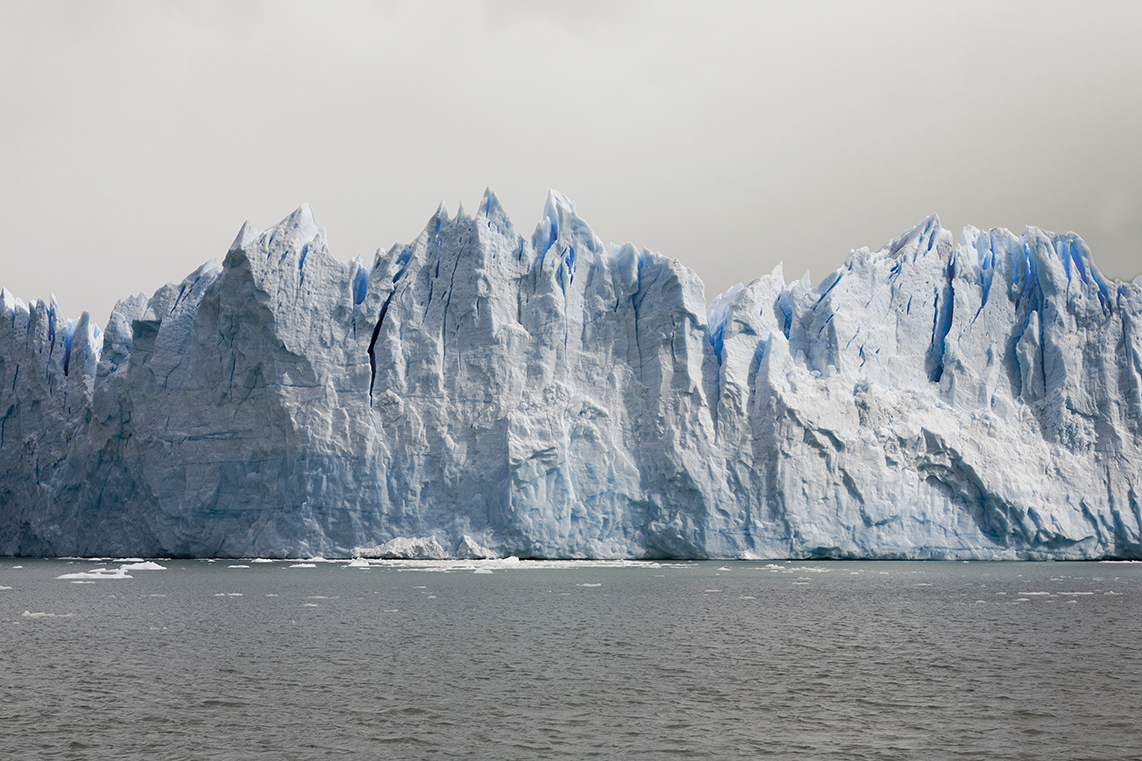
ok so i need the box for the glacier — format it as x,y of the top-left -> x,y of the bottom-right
1,190 -> 1140,559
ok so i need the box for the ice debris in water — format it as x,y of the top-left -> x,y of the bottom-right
121,561 -> 166,571
56,567 -> 133,580
1,192 -> 1141,561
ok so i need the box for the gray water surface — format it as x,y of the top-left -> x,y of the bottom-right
2,558 -> 1140,760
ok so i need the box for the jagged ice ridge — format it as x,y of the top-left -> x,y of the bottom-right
2,190 -> 1141,559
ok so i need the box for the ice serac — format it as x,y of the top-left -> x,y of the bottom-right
1,195 -> 1140,559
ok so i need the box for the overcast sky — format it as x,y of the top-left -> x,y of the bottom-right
2,0 -> 1139,325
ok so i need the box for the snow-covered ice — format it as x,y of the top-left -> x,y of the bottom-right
121,561 -> 166,571
56,568 -> 133,580
1,192 -> 1140,559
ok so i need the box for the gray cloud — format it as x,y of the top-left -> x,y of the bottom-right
1,0 -> 1139,324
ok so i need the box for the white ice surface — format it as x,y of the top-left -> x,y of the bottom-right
2,194 -> 1140,560
121,561 -> 165,570
55,568 -> 133,580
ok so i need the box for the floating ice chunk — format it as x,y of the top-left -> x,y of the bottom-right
121,561 -> 166,571
290,563 -> 317,568
22,611 -> 74,618
346,557 -> 371,567
762,564 -> 831,574
56,568 -> 133,580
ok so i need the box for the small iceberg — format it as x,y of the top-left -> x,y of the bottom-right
56,567 -> 133,580
121,561 -> 166,571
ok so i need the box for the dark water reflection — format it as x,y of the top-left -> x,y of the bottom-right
2,558 -> 1140,760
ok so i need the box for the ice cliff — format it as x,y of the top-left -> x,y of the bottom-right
2,191 -> 1140,559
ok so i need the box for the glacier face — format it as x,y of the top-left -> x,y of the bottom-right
1,191 -> 1140,559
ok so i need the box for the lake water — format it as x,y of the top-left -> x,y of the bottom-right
2,557 -> 1140,760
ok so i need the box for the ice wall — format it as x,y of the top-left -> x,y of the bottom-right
1,192 -> 1140,558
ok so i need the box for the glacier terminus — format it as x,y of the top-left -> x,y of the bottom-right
1,191 -> 1140,559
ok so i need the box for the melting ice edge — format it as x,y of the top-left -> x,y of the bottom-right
2,190 -> 1141,560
